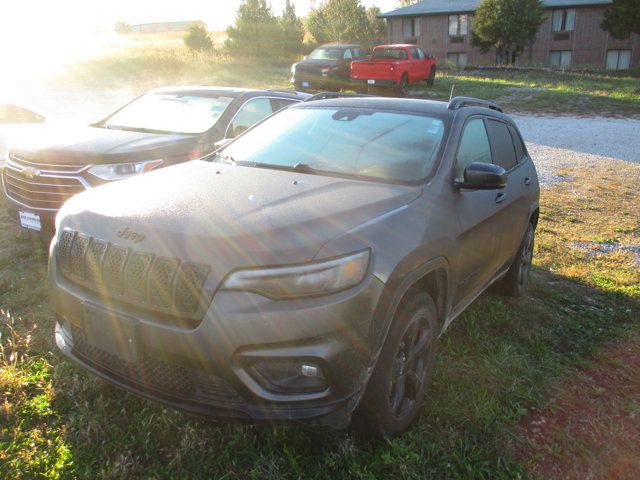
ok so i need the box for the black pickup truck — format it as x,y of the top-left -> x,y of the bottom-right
291,44 -> 368,92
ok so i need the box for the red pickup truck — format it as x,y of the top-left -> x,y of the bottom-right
351,44 -> 436,95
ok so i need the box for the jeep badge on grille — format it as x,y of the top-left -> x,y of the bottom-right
117,227 -> 146,244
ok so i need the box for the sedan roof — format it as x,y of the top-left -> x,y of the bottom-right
149,86 -> 307,100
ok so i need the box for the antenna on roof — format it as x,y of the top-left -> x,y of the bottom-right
449,84 -> 455,102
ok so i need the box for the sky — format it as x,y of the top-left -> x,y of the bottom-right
0,0 -> 400,35
0,0 -> 400,84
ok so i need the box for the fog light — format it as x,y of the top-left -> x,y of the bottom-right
251,360 -> 327,394
301,364 -> 318,377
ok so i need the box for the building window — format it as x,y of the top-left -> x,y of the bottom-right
403,18 -> 420,38
551,9 -> 576,32
606,50 -> 632,70
448,15 -> 468,36
549,50 -> 572,68
448,53 -> 467,68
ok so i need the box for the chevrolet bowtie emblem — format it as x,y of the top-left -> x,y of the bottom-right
20,167 -> 41,179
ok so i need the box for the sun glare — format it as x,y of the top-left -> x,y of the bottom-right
0,2 -> 108,90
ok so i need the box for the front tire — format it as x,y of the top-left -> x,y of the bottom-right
495,223 -> 535,297
354,289 -> 438,439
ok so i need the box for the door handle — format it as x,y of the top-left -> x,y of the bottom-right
524,177 -> 532,186
495,192 -> 507,204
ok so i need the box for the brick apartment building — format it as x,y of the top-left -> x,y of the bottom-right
379,0 -> 639,69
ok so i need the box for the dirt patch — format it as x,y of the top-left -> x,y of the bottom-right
519,336 -> 640,479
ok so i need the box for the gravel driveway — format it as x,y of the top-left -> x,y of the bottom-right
513,115 -> 640,187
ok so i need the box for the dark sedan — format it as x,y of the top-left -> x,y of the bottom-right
1,87 -> 307,234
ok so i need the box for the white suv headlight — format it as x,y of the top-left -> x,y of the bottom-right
221,250 -> 370,299
88,159 -> 163,181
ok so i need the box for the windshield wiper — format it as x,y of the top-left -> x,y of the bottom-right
103,125 -> 174,134
213,152 -> 237,165
237,162 -> 322,175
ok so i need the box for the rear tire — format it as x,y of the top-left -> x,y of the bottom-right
495,223 -> 535,297
426,67 -> 436,87
354,289 -> 438,439
395,74 -> 409,97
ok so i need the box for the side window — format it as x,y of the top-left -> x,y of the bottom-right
343,49 -> 353,60
353,47 -> 364,58
455,118 -> 492,181
270,98 -> 298,112
508,125 -> 527,163
416,48 -> 426,59
409,47 -> 419,59
486,119 -> 517,171
228,98 -> 273,138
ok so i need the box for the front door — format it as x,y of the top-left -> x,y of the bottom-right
451,117 -> 502,306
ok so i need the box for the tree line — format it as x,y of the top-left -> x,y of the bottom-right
184,0 -> 386,58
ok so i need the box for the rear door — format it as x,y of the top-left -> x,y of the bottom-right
451,116 -> 500,306
409,47 -> 420,81
485,118 -> 531,269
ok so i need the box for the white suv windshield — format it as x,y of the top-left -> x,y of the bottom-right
104,93 -> 234,134
219,107 -> 446,183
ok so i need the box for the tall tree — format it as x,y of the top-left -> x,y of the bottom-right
225,0 -> 280,56
280,0 -> 305,55
471,0 -> 544,64
367,7 -> 387,44
601,0 -> 640,39
307,0 -> 373,46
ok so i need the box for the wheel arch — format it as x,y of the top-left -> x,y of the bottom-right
529,207 -> 540,229
372,256 -> 451,354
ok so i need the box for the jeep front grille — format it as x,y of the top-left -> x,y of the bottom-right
3,155 -> 87,210
57,230 -> 211,322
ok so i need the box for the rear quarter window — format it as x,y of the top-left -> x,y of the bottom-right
508,125 -> 527,163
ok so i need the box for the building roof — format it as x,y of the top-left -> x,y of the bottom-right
379,0 -> 613,17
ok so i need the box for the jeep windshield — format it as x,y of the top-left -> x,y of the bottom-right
214,107 -> 446,184
101,93 -> 234,135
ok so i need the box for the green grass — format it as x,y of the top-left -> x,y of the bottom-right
52,33 -> 640,116
1,159 -> 639,478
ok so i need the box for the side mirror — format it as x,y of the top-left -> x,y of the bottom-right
214,138 -> 233,150
456,162 -> 507,190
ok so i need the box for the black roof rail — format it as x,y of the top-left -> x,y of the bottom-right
447,96 -> 503,113
303,91 -> 373,102
265,88 -> 309,96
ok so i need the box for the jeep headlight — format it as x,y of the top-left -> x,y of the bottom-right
88,159 -> 163,181
221,250 -> 370,299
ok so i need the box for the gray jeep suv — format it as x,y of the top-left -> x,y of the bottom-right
50,96 -> 539,438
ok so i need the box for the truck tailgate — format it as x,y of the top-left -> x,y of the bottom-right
351,61 -> 395,80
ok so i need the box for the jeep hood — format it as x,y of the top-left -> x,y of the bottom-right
9,124 -> 198,165
58,160 -> 421,288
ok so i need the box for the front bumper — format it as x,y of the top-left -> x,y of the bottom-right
50,249 -> 385,427
292,74 -> 351,92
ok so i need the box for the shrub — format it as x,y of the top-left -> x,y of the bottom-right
184,23 -> 213,53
